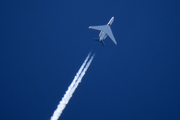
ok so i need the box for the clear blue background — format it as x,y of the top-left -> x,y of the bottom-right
1,0 -> 180,120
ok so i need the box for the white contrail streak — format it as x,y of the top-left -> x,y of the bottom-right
50,53 -> 95,120
70,54 -> 95,95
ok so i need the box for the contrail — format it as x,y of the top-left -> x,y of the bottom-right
50,53 -> 95,120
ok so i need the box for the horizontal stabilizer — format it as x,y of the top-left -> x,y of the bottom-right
94,38 -> 100,40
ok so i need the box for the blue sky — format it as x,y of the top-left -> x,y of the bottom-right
1,0 -> 180,120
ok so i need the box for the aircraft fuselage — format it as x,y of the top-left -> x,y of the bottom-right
99,31 -> 107,41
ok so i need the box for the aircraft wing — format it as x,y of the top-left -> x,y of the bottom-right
106,26 -> 117,45
89,25 -> 107,31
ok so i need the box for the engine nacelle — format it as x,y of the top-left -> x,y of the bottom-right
99,31 -> 103,37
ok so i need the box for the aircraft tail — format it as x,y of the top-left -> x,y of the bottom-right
94,38 -> 100,40
94,38 -> 105,46
101,40 -> 105,46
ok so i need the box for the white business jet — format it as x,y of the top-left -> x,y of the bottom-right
89,17 -> 117,46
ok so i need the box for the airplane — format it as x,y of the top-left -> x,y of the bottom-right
89,17 -> 117,46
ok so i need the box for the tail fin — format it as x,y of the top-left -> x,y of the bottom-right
101,40 -> 105,46
94,38 -> 105,46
